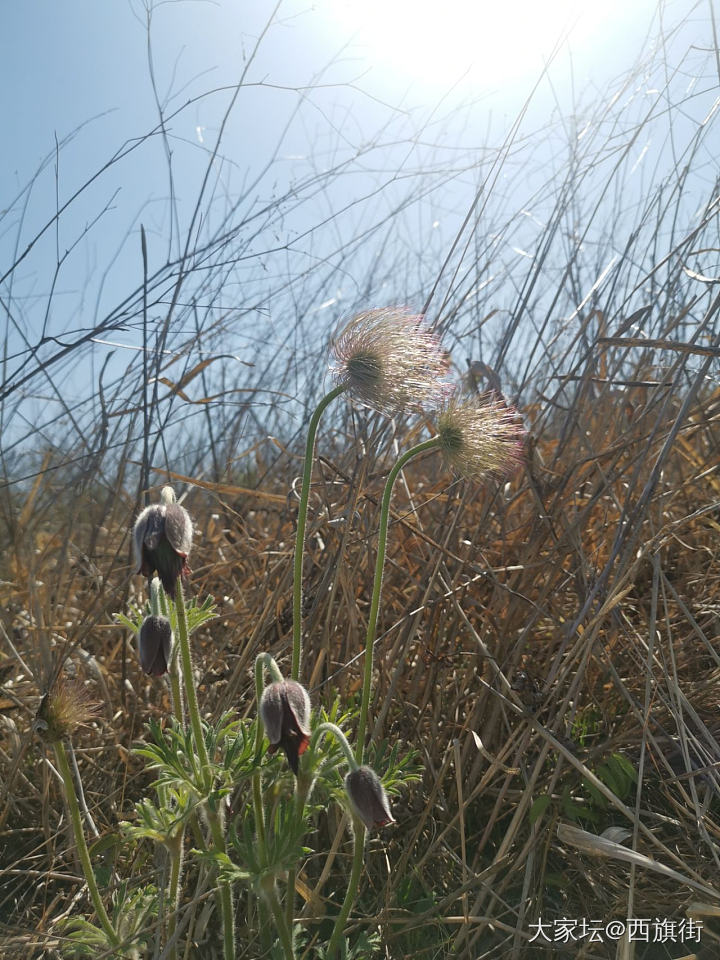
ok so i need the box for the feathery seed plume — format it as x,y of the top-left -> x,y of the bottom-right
331,308 -> 450,416
436,393 -> 524,480
35,678 -> 98,743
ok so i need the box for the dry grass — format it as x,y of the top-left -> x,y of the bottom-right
1,352 -> 720,958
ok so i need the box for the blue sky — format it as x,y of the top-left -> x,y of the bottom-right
2,1 -> 717,469
2,0 -> 663,183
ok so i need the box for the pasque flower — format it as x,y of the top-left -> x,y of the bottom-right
331,308 -> 450,416
260,680 -> 311,775
138,615 -> 173,676
133,486 -> 192,598
436,393 -> 525,480
344,765 -> 395,830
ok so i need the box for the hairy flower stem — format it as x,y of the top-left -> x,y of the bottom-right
256,654 -> 307,933
355,438 -> 440,760
158,581 -> 185,725
173,582 -> 233,957
326,817 -> 366,960
284,791 -> 306,932
327,440 -> 439,960
252,653 -> 283,846
208,816 -> 235,960
174,579 -> 209,775
255,652 -> 285,690
302,723 -> 363,958
311,722 -> 359,771
166,835 -> 183,960
292,384 -> 347,681
168,665 -> 185,727
252,654 -> 273,937
253,654 -> 280,849
264,881 -> 295,960
53,740 -> 119,949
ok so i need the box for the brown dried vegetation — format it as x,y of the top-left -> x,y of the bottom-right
1,363 -> 720,957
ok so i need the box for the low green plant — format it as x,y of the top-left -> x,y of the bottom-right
529,752 -> 638,830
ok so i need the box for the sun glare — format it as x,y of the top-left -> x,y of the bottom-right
327,0 -> 632,91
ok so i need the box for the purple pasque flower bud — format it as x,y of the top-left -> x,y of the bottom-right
133,486 -> 192,599
331,308 -> 451,416
259,680 -> 311,775
344,765 -> 395,831
138,615 -> 173,676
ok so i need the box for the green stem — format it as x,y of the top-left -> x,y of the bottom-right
252,652 -> 273,846
292,384 -> 347,681
311,722 -> 359,771
255,652 -> 284,693
286,384 -> 346,932
286,722 -> 360,932
169,665 -> 185,727
54,740 -> 119,948
285,863 -> 295,933
159,580 -> 185,725
251,652 -> 269,926
252,771 -> 266,850
264,881 -> 296,960
208,815 -> 235,960
172,581 -> 231,954
327,439 -> 439,959
174,579 -> 209,775
220,875 -> 235,960
355,437 -> 440,761
313,721 -> 370,958
150,576 -> 162,617
166,834 -> 184,960
257,898 -> 272,956
284,768 -> 314,933
326,817 -> 366,960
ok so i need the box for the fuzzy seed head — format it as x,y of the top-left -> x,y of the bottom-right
35,678 -> 98,743
436,393 -> 525,480
331,308 -> 450,415
344,765 -> 395,831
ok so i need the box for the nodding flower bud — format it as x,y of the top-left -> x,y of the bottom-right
345,766 -> 395,830
133,486 -> 193,599
34,678 -> 98,743
331,308 -> 451,416
259,680 -> 311,775
138,615 -> 173,676
436,393 -> 525,481
344,765 -> 395,831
